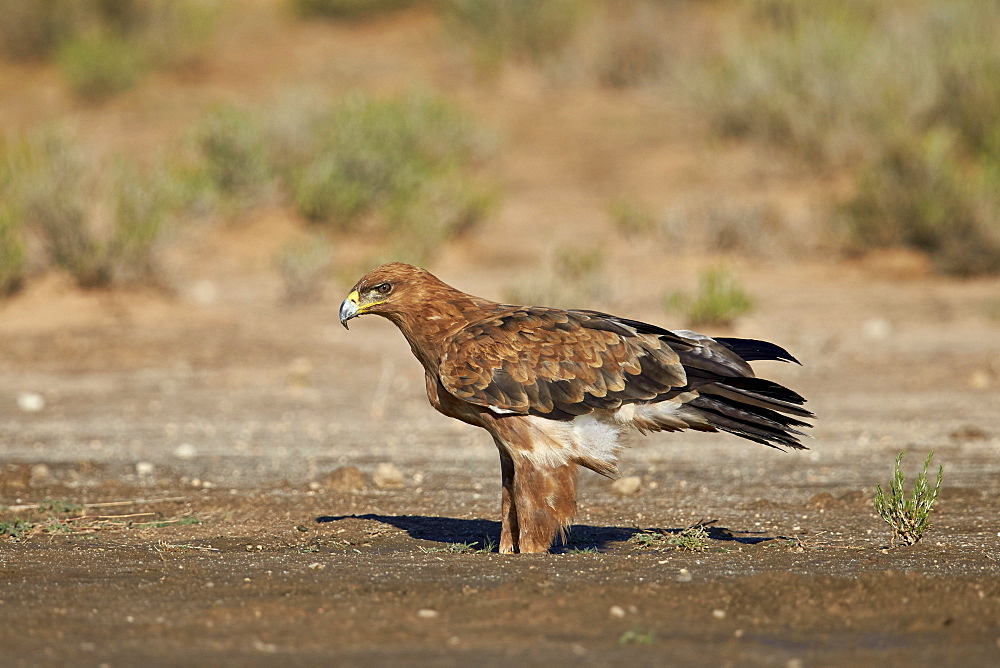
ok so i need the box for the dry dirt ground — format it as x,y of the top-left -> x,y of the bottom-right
2,3 -> 1000,666
1,265 -> 999,667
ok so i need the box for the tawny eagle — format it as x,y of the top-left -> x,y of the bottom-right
340,263 -> 813,553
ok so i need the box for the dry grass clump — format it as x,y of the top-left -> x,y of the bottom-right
692,0 -> 1000,274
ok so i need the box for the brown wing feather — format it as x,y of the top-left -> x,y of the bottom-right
439,307 -> 688,419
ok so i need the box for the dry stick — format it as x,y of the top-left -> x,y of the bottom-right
5,497 -> 187,512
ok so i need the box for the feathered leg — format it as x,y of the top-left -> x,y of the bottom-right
498,448 -> 518,554
500,453 -> 578,553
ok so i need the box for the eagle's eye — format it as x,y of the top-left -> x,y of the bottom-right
375,282 -> 392,295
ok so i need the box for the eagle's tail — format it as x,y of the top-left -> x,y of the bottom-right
686,376 -> 813,450
632,334 -> 814,450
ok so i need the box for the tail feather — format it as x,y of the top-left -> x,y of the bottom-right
714,337 -> 801,364
687,387 -> 811,450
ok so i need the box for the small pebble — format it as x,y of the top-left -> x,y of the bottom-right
611,476 -> 642,496
416,609 -> 439,619
712,609 -> 727,619
135,462 -> 155,477
373,462 -> 405,489
307,562 -> 325,570
17,392 -> 45,412
321,466 -> 367,492
609,605 -> 626,619
174,443 -> 197,459
676,568 -> 692,583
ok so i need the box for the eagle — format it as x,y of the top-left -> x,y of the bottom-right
339,263 -> 813,553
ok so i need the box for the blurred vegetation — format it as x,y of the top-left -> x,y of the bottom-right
289,0 -> 418,20
57,33 -> 144,101
0,206 -> 27,297
608,197 -> 656,238
273,93 -> 496,263
0,0 -> 217,101
0,143 -> 27,296
274,234 -> 333,304
195,104 -> 275,205
504,245 -> 608,309
3,130 -> 170,289
664,268 -> 753,328
694,0 -> 1000,274
442,0 -> 591,73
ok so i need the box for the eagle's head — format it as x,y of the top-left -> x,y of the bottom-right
339,262 -> 437,329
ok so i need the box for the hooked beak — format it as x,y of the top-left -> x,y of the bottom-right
339,290 -> 360,329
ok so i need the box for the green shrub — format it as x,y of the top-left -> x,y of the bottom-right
290,0 -> 417,20
106,162 -> 168,285
3,1 -> 216,100
196,104 -> 274,203
846,130 -> 1000,275
13,131 -> 106,286
874,451 -> 943,547
12,130 -> 168,288
664,268 -> 753,328
442,0 -> 590,72
281,93 -> 494,260
57,33 -> 144,101
691,0 -> 1000,274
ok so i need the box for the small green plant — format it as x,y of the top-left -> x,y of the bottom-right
57,33 -> 145,101
664,268 -> 754,328
668,524 -> 710,552
563,546 -> 600,554
874,451 -> 943,546
630,521 -> 713,552
418,538 -> 494,554
0,519 -> 35,539
618,627 -> 655,646
274,234 -> 333,304
37,499 -> 85,514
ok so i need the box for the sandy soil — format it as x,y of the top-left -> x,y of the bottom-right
1,3 -> 999,666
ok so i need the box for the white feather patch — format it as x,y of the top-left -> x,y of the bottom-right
517,412 -> 624,471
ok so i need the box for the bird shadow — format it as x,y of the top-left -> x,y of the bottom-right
315,513 -> 774,552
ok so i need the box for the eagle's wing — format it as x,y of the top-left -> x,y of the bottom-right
440,307 -> 813,449
440,307 -> 740,420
